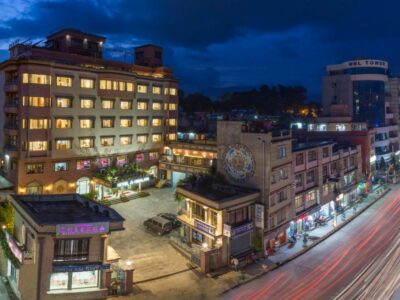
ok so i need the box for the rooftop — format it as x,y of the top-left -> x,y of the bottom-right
12,194 -> 125,225
292,140 -> 334,152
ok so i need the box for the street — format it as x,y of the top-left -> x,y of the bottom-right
222,184 -> 400,300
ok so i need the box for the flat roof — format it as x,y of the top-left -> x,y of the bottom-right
292,140 -> 334,152
12,194 -> 124,225
47,28 -> 106,41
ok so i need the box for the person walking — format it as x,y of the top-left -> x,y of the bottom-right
233,257 -> 239,271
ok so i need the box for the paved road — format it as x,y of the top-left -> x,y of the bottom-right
222,185 -> 400,300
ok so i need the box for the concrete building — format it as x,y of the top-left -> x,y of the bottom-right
0,194 -> 125,300
0,29 -> 178,197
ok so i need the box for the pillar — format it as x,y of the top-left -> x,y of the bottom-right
122,269 -> 134,295
104,270 -> 112,290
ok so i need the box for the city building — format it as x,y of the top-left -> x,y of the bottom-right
0,194 -> 125,300
0,28 -> 178,198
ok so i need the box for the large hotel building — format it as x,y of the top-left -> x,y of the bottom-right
0,29 -> 178,197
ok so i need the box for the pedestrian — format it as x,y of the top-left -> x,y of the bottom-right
233,257 -> 239,271
110,278 -> 120,296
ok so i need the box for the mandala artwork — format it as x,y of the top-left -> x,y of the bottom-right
222,144 -> 255,181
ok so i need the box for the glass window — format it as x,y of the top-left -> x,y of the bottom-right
120,118 -> 132,127
56,97 -> 72,108
296,153 -> 304,165
152,133 -> 162,142
137,134 -> 148,144
101,118 -> 114,128
170,88 -> 177,96
101,100 -> 114,109
164,87 -> 169,95
22,96 -> 51,107
71,271 -> 98,289
168,103 -> 177,110
126,82 -> 134,92
22,73 -> 51,85
101,136 -> 114,147
56,76 -> 72,87
149,152 -> 159,160
152,118 -> 162,127
49,272 -> 69,290
55,139 -> 72,150
137,85 -> 148,94
152,86 -> 161,94
99,80 -> 107,90
168,133 -> 176,141
152,101 -> 162,111
77,160 -> 91,170
29,119 -> 49,129
80,98 -> 94,109
80,78 -> 94,89
26,163 -> 44,174
167,118 -> 177,126
80,119 -> 94,129
79,138 -> 94,148
120,100 -> 132,110
28,141 -> 48,151
54,162 -> 68,172
55,119 -> 72,129
278,146 -> 287,159
120,135 -> 132,145
137,118 -> 148,127
54,239 -> 89,262
119,81 -> 126,91
137,101 -> 148,110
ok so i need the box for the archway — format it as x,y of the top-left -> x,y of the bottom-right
53,179 -> 68,194
26,181 -> 43,195
76,177 -> 90,194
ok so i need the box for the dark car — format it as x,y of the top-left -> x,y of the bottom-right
157,213 -> 181,229
143,216 -> 173,235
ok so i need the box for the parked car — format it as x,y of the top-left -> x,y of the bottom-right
157,213 -> 181,228
143,216 -> 173,235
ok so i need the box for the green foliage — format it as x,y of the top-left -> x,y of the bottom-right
0,202 -> 14,234
0,230 -> 20,268
175,192 -> 185,203
84,190 -> 98,201
252,233 -> 262,253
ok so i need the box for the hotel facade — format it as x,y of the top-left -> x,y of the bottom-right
0,29 -> 178,197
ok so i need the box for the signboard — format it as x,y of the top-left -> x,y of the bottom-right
116,177 -> 150,187
5,231 -> 23,263
231,222 -> 253,237
56,222 -> 109,236
53,263 -> 110,273
255,204 -> 264,229
223,224 -> 231,237
194,219 -> 215,235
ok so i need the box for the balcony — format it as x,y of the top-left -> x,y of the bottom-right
4,123 -> 19,135
4,102 -> 18,114
4,80 -> 18,92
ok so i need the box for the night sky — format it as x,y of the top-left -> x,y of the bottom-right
0,0 -> 399,100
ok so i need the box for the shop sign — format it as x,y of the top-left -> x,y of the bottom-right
255,204 -> 264,229
223,224 -> 231,237
231,222 -> 253,237
5,231 -> 23,263
56,222 -> 109,236
53,263 -> 110,273
194,219 -> 215,235
116,177 -> 150,187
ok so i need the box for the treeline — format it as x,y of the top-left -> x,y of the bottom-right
179,84 -> 319,116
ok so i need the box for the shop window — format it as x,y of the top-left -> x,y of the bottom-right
98,158 -> 110,168
49,272 -> 69,290
56,97 -> 72,108
120,100 -> 132,110
71,271 -> 98,289
54,162 -> 68,172
56,76 -> 72,87
192,230 -> 203,244
116,155 -> 128,166
26,163 -> 44,174
76,177 -> 90,194
80,98 -> 95,109
77,160 -> 91,170
80,78 -> 94,89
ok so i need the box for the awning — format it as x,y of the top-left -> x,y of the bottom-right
107,245 -> 121,263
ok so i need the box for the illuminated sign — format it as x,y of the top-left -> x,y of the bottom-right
53,263 -> 110,272
5,231 -> 23,263
194,219 -> 215,235
116,177 -> 150,187
56,222 -> 109,236
347,60 -> 386,67
231,222 -> 253,237
255,204 -> 264,229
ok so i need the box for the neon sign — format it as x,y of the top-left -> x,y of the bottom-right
5,231 -> 23,263
56,222 -> 109,236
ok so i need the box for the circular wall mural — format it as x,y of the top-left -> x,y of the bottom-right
222,144 -> 255,181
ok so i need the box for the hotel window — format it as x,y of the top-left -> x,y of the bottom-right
137,118 -> 148,127
101,118 -> 114,128
56,97 -> 72,108
120,117 -> 132,128
101,99 -> 115,109
28,119 -> 49,129
54,162 -> 68,172
167,133 -> 176,141
278,146 -> 287,159
99,80 -> 107,90
149,152 -> 159,160
126,82 -> 134,92
26,163 -> 44,174
152,101 -> 162,111
55,118 -> 72,129
22,73 -> 51,85
308,150 -> 317,162
22,96 -> 51,107
79,119 -> 94,129
55,139 -> 72,150
80,98 -> 95,109
112,81 -> 118,90
152,133 -> 162,142
167,118 -> 177,126
120,135 -> 132,145
152,117 -> 162,127
79,137 -> 94,148
168,103 -> 177,110
152,86 -> 161,94
137,100 -> 148,110
120,100 -> 133,110
119,81 -> 126,91
169,88 -> 177,96
137,134 -> 148,144
101,136 -> 114,147
80,78 -> 94,89
164,87 -> 169,95
53,239 -> 89,262
28,141 -> 48,151
136,153 -> 144,162
137,84 -> 148,94
77,159 -> 91,170
56,76 -> 72,87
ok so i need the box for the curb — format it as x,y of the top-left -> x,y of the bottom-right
220,188 -> 391,295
